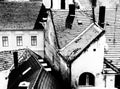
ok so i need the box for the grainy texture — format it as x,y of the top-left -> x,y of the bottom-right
95,7 -> 120,73
52,10 -> 92,48
0,2 -> 42,30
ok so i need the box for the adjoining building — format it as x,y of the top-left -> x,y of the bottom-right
0,1 -> 44,57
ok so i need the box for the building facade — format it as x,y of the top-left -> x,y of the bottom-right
0,30 -> 44,57
0,2 -> 44,57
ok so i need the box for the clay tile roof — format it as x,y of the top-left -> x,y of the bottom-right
0,2 -> 42,30
59,23 -> 105,63
52,9 -> 92,48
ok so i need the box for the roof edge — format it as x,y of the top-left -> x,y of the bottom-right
69,29 -> 105,64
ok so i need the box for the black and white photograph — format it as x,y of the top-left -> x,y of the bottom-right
0,0 -> 120,89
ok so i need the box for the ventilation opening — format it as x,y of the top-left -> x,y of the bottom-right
79,72 -> 95,87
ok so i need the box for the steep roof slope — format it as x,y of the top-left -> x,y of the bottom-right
59,23 -> 105,63
0,2 -> 42,30
52,9 -> 92,48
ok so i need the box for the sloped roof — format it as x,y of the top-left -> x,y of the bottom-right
0,49 -> 26,71
52,9 -> 92,48
0,2 -> 42,30
7,49 -> 63,89
59,23 -> 105,63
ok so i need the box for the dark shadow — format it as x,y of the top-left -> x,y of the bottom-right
79,72 -> 95,86
115,75 -> 120,89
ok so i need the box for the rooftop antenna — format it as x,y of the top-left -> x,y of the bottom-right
89,0 -> 97,23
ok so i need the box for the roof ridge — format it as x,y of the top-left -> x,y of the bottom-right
58,23 -> 105,63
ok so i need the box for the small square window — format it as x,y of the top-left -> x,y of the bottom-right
2,36 -> 9,47
16,36 -> 23,46
31,36 -> 37,46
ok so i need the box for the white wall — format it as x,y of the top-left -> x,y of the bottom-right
43,0 -> 74,9
105,75 -> 115,88
71,35 -> 107,88
0,30 -> 44,57
52,0 -> 61,9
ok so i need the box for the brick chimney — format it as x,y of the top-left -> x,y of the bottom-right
65,4 -> 75,29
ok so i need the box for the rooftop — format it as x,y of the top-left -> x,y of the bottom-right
52,9 -> 92,48
0,2 -> 42,30
59,23 -> 105,63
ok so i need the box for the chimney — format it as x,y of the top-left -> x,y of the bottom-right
34,4 -> 48,29
65,4 -> 75,29
13,51 -> 18,69
61,0 -> 65,9
98,6 -> 106,28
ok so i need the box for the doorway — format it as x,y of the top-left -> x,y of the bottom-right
79,72 -> 95,86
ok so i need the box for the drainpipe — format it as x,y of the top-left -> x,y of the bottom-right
98,6 -> 106,28
13,51 -> 18,69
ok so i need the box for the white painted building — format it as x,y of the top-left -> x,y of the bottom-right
0,2 -> 44,57
43,0 -> 74,9
0,30 -> 44,56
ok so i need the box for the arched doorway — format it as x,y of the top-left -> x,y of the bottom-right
79,72 -> 95,86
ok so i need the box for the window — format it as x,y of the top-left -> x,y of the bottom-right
31,36 -> 37,46
16,36 -> 23,46
2,36 -> 8,47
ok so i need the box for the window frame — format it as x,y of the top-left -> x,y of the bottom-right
16,36 -> 23,46
2,36 -> 9,47
31,36 -> 37,46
